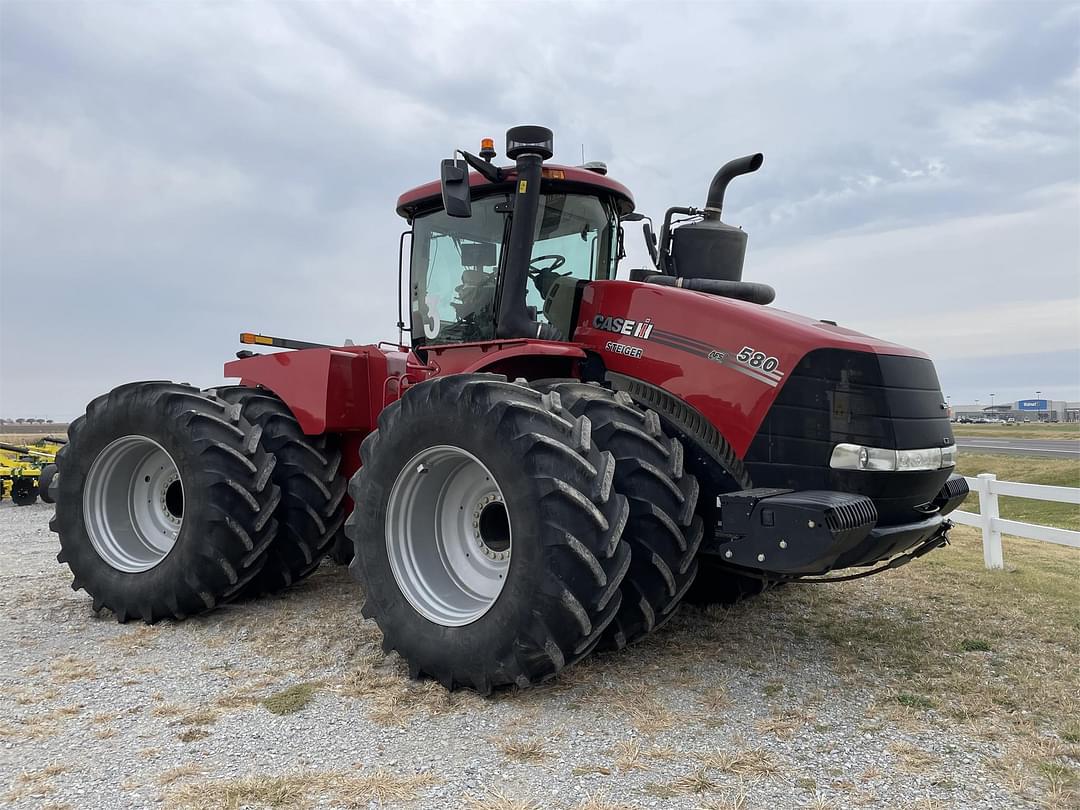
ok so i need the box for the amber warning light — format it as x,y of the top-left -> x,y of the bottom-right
479,137 -> 496,161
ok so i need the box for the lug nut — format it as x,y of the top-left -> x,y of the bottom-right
779,540 -> 788,549
757,553 -> 766,562
724,550 -> 733,558
807,520 -> 816,529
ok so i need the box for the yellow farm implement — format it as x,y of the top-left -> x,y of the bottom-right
0,437 -> 64,506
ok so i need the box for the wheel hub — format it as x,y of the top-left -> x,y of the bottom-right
385,445 -> 511,627
473,494 -> 510,561
83,436 -> 183,573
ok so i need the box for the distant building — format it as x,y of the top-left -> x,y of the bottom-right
951,399 -> 1079,422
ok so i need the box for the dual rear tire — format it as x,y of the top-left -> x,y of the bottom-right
51,382 -> 346,622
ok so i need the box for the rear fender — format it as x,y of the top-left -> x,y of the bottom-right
224,345 -> 403,436
424,339 -> 587,380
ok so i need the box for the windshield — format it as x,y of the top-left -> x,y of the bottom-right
410,191 -> 616,346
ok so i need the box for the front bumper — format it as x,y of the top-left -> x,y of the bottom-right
701,474 -> 968,577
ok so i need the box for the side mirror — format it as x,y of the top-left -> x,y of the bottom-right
642,221 -> 659,265
440,158 -> 472,218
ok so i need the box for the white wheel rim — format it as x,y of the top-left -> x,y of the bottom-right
83,435 -> 183,572
385,445 -> 511,626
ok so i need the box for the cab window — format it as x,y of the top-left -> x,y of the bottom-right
526,194 -> 616,324
409,191 -> 616,346
410,195 -> 508,344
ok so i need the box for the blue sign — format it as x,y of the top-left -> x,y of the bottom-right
1018,399 -> 1048,411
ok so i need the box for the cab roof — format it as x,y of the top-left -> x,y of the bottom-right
395,164 -> 635,220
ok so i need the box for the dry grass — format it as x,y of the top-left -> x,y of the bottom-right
3,764 -> 66,803
754,707 -> 816,740
165,768 -> 433,809
105,624 -> 161,653
669,767 -> 720,795
570,794 -> 636,810
887,742 -> 940,772
11,685 -> 61,706
4,480 -> 1073,808
464,788 -> 544,810
47,655 -> 97,683
698,795 -> 749,810
699,748 -> 778,777
609,739 -> 648,772
500,736 -> 549,763
0,430 -> 65,444
157,765 -> 205,787
176,709 -> 218,727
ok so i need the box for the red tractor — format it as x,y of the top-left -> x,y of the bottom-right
50,126 -> 968,692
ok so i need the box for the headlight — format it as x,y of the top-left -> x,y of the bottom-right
830,443 -> 958,472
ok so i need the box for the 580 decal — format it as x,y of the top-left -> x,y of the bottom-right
589,314 -> 785,386
736,346 -> 782,375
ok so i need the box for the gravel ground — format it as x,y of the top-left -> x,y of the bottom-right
0,500 -> 1050,809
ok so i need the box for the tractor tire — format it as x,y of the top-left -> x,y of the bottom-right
328,530 -> 354,566
537,381 -> 702,650
214,386 -> 347,596
38,464 -> 57,504
12,478 -> 38,506
50,382 -> 281,622
345,374 -> 630,693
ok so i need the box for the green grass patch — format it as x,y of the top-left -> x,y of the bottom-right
896,692 -> 935,710
953,423 -> 1079,440
956,452 -> 1080,531
959,638 -> 992,652
261,683 -> 317,716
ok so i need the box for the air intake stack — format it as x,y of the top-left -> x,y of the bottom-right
669,153 -> 763,282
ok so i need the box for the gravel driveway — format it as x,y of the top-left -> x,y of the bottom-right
0,500 -> 1047,809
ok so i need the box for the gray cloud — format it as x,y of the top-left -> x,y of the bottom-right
1,0 -> 1077,418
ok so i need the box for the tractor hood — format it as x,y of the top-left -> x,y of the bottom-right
574,280 -> 935,456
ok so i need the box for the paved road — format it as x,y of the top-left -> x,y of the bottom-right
955,437 -> 1080,459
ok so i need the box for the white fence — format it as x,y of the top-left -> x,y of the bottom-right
951,473 -> 1080,568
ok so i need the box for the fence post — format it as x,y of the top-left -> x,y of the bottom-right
977,473 -> 1003,569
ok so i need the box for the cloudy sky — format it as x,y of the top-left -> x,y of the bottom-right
1,0 -> 1077,419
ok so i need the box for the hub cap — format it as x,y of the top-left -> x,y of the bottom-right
83,436 -> 183,572
385,446 -> 511,626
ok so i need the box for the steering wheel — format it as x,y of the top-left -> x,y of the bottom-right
528,254 -> 567,278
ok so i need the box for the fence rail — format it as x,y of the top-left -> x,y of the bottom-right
951,473 -> 1080,568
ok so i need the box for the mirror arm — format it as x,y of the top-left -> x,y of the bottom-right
459,150 -> 503,183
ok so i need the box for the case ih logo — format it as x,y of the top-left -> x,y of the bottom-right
593,314 -> 654,340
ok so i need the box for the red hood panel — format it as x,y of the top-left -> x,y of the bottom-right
576,280 -> 928,456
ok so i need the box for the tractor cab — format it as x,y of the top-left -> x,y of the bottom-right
396,127 -> 635,348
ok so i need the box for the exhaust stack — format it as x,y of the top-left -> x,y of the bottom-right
663,153 -> 765,283
704,153 -> 763,219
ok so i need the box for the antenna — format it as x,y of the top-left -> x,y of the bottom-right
581,143 -> 585,163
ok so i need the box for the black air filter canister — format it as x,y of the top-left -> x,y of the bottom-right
670,218 -> 748,282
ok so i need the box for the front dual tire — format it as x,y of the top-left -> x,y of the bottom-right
346,375 -> 631,693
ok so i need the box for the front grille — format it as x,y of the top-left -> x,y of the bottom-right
745,349 -> 954,525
